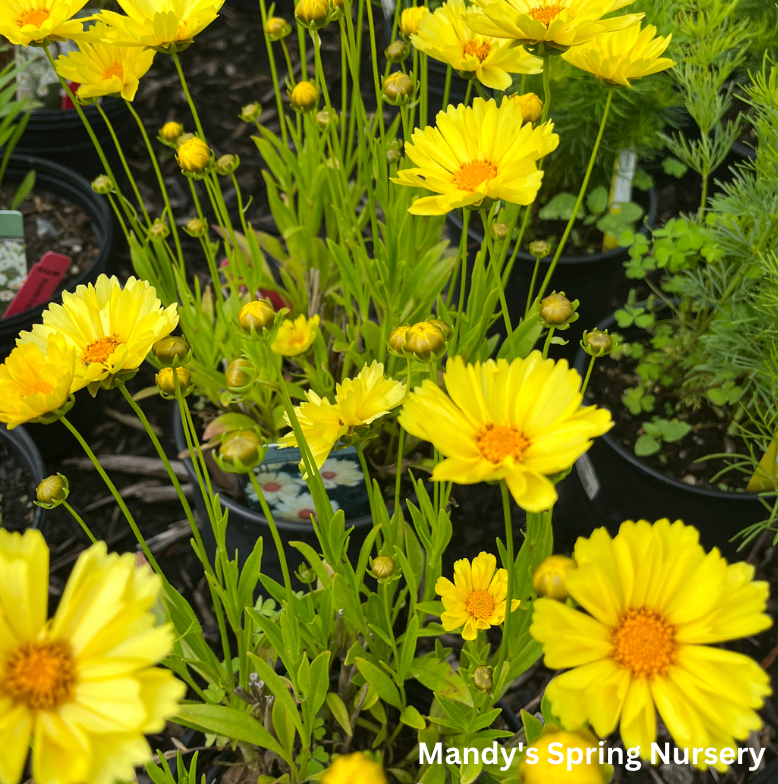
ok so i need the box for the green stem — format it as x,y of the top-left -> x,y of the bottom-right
482,210 -> 513,341
582,354 -> 596,395
524,252 -> 543,318
441,65 -> 452,112
541,56 -> 552,122
542,326 -> 555,359
494,481 -> 515,676
171,50 -> 206,139
259,0 -> 289,147
62,501 -> 96,543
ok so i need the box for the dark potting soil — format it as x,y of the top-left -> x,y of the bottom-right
0,438 -> 36,528
585,345 -> 751,491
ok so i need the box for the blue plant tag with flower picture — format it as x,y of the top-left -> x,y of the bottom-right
238,444 -> 371,524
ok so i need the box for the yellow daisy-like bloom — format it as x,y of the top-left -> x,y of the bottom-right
0,0 -> 91,47
531,519 -> 773,771
54,24 -> 155,102
392,97 -> 558,216
399,5 -> 429,37
399,352 -> 612,512
435,553 -> 520,641
272,314 -> 320,357
279,361 -> 405,470
561,24 -> 674,86
0,335 -> 75,429
0,529 -> 186,784
97,0 -> 225,50
411,0 -> 541,91
464,0 -> 642,54
18,275 -> 178,395
321,751 -> 388,784
521,726 -> 609,784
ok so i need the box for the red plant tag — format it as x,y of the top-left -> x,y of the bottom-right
62,82 -> 80,110
3,252 -> 71,318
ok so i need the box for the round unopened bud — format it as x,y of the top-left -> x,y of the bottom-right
472,666 -> 493,693
91,174 -> 112,195
177,137 -> 212,173
295,0 -> 330,27
388,325 -> 410,354
297,564 -> 317,584
240,102 -> 262,123
540,292 -> 575,327
405,321 -> 445,360
583,329 -> 613,357
385,40 -> 409,63
512,92 -> 543,123
290,81 -> 319,112
382,72 -> 414,105
219,429 -> 264,472
529,240 -> 550,259
36,474 -> 69,509
316,108 -> 338,130
156,367 -> 193,398
160,121 -> 184,143
153,336 -> 191,366
215,154 -> 240,176
238,299 -> 276,334
427,318 -> 451,340
148,219 -> 170,241
532,555 -> 577,601
372,555 -> 396,579
491,222 -> 511,242
226,357 -> 257,397
176,132 -> 195,148
399,6 -> 429,37
266,16 -> 292,40
386,147 -> 402,164
184,217 -> 209,238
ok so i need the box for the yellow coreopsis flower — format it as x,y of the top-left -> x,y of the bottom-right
520,726 -> 610,783
531,519 -> 773,770
0,0 -> 90,47
54,24 -> 155,102
322,752 -> 388,784
411,0 -> 541,91
279,361 -> 406,470
97,0 -> 225,50
561,24 -> 674,86
272,314 -> 320,357
464,0 -> 642,54
0,334 -> 75,429
399,5 -> 429,37
18,274 -> 178,395
435,553 -> 520,641
393,97 -> 558,215
399,352 -> 612,512
0,529 -> 185,784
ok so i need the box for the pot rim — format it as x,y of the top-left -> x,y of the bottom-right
573,309 -> 765,503
1,423 -> 46,529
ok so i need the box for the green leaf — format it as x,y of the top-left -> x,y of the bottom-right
586,186 -> 609,215
355,658 -> 403,709
662,157 -> 688,179
410,657 -> 473,706
11,169 -> 35,211
634,434 -> 661,456
325,693 -> 352,736
657,418 -> 691,443
539,192 -> 584,222
400,704 -> 426,729
521,709 -> 545,744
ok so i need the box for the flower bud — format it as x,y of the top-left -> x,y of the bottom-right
215,154 -> 240,176
156,367 -> 193,398
184,217 -> 209,238
176,132 -> 195,148
372,555 -> 396,579
399,6 -> 429,37
385,40 -> 409,63
472,666 -> 493,693
290,81 -> 319,112
511,92 -> 543,123
533,555 -> 577,601
238,299 -> 276,334
218,429 -> 265,473
491,222 -> 510,242
582,329 -> 613,357
35,474 -> 69,509
388,325 -> 410,355
240,102 -> 262,123
160,121 -> 184,144
297,564 -> 317,584
386,147 -> 402,164
382,72 -> 415,105
295,0 -> 330,28
266,16 -> 292,40
91,174 -> 112,195
540,292 -> 576,327
177,137 -> 212,173
148,218 -> 170,241
427,318 -> 451,340
316,108 -> 338,130
226,357 -> 257,398
529,240 -> 550,258
153,336 -> 191,367
405,321 -> 445,360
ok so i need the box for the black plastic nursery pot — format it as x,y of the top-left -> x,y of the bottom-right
15,99 -> 132,181
570,310 -> 766,559
172,408 -> 376,588
448,186 -> 659,343
1,423 -> 47,529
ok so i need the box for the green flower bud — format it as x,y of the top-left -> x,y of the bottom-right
153,336 -> 192,367
387,325 -> 410,355
582,328 -> 613,357
226,357 -> 257,400
156,367 -> 193,398
472,666 -> 493,693
215,154 -> 240,176
148,219 -> 170,241
35,473 -> 69,509
217,429 -> 265,474
266,16 -> 292,40
316,108 -> 338,130
238,300 -> 276,335
184,217 -> 209,238
297,563 -> 317,583
385,40 -> 409,63
372,555 -> 396,579
491,222 -> 511,242
240,102 -> 262,123
382,72 -> 415,105
91,174 -> 113,195
540,292 -> 577,328
529,240 -> 551,258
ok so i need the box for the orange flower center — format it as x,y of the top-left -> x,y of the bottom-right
462,39 -> 492,62
82,336 -> 121,366
2,640 -> 77,711
477,423 -> 530,463
611,608 -> 677,678
103,63 -> 124,81
466,589 -> 495,620
17,7 -> 50,27
528,3 -> 565,25
22,376 -> 55,396
452,160 -> 498,192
